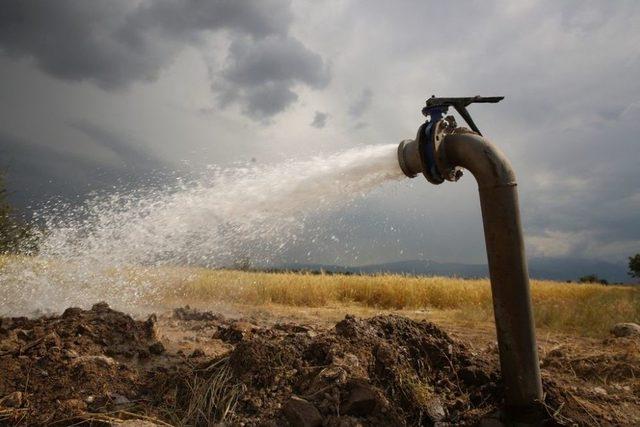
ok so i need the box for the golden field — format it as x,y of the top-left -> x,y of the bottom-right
162,268 -> 639,337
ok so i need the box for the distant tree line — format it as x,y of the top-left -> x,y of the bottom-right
577,274 -> 608,285
574,255 -> 640,285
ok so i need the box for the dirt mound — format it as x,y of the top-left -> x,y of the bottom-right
167,314 -> 502,425
0,302 -> 169,425
1,304 -> 638,426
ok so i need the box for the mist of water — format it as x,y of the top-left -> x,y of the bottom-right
0,144 -> 404,316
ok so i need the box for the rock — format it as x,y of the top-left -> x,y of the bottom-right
73,355 -> 117,369
282,396 -> 322,427
110,393 -> 131,405
611,323 -> 640,338
148,341 -> 165,355
343,383 -> 379,416
593,386 -> 607,395
425,396 -> 446,422
319,366 -> 347,383
1,391 -> 24,408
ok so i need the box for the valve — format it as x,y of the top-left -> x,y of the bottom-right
398,95 -> 504,184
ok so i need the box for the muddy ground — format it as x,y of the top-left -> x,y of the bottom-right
0,303 -> 639,426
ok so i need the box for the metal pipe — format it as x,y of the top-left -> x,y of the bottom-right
397,130 -> 543,422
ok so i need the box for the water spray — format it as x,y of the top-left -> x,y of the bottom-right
397,96 -> 543,422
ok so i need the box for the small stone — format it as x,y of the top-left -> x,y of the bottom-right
593,386 -> 607,395
343,383 -> 378,416
319,366 -> 347,383
425,396 -> 446,421
611,323 -> 640,338
85,395 -> 95,404
111,393 -> 131,405
282,396 -> 322,427
72,355 -> 116,369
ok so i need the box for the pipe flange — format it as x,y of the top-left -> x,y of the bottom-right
420,116 -> 464,184
434,116 -> 464,182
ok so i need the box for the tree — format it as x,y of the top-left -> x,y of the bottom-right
629,254 -> 640,279
0,171 -> 35,254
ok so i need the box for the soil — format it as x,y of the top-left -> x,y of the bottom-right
1,304 -> 639,426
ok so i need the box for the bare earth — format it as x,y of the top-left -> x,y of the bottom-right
1,303 -> 639,426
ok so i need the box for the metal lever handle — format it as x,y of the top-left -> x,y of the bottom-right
422,95 -> 504,136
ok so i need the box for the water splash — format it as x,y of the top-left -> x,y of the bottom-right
0,144 -> 403,315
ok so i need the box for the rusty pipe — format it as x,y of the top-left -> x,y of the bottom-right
398,130 -> 543,422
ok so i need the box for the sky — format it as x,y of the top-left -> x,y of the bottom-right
0,0 -> 639,266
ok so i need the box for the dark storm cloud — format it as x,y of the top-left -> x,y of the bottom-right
216,36 -> 330,119
0,123 -> 169,211
126,0 -> 292,40
348,88 -> 373,118
311,111 -> 329,129
0,1 -> 166,89
0,0 -> 328,117
0,131 -> 111,208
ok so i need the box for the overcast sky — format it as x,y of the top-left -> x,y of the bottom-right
1,0 -> 639,266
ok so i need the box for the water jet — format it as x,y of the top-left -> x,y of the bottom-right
397,96 -> 543,422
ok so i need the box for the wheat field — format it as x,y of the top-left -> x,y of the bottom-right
160,268 -> 639,337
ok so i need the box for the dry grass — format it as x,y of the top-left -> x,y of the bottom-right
166,357 -> 245,426
1,254 -> 638,337
162,268 -> 640,337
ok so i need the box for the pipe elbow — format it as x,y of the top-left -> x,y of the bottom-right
443,132 -> 517,189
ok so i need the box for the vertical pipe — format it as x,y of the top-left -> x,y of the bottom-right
479,185 -> 543,420
444,132 -> 543,421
